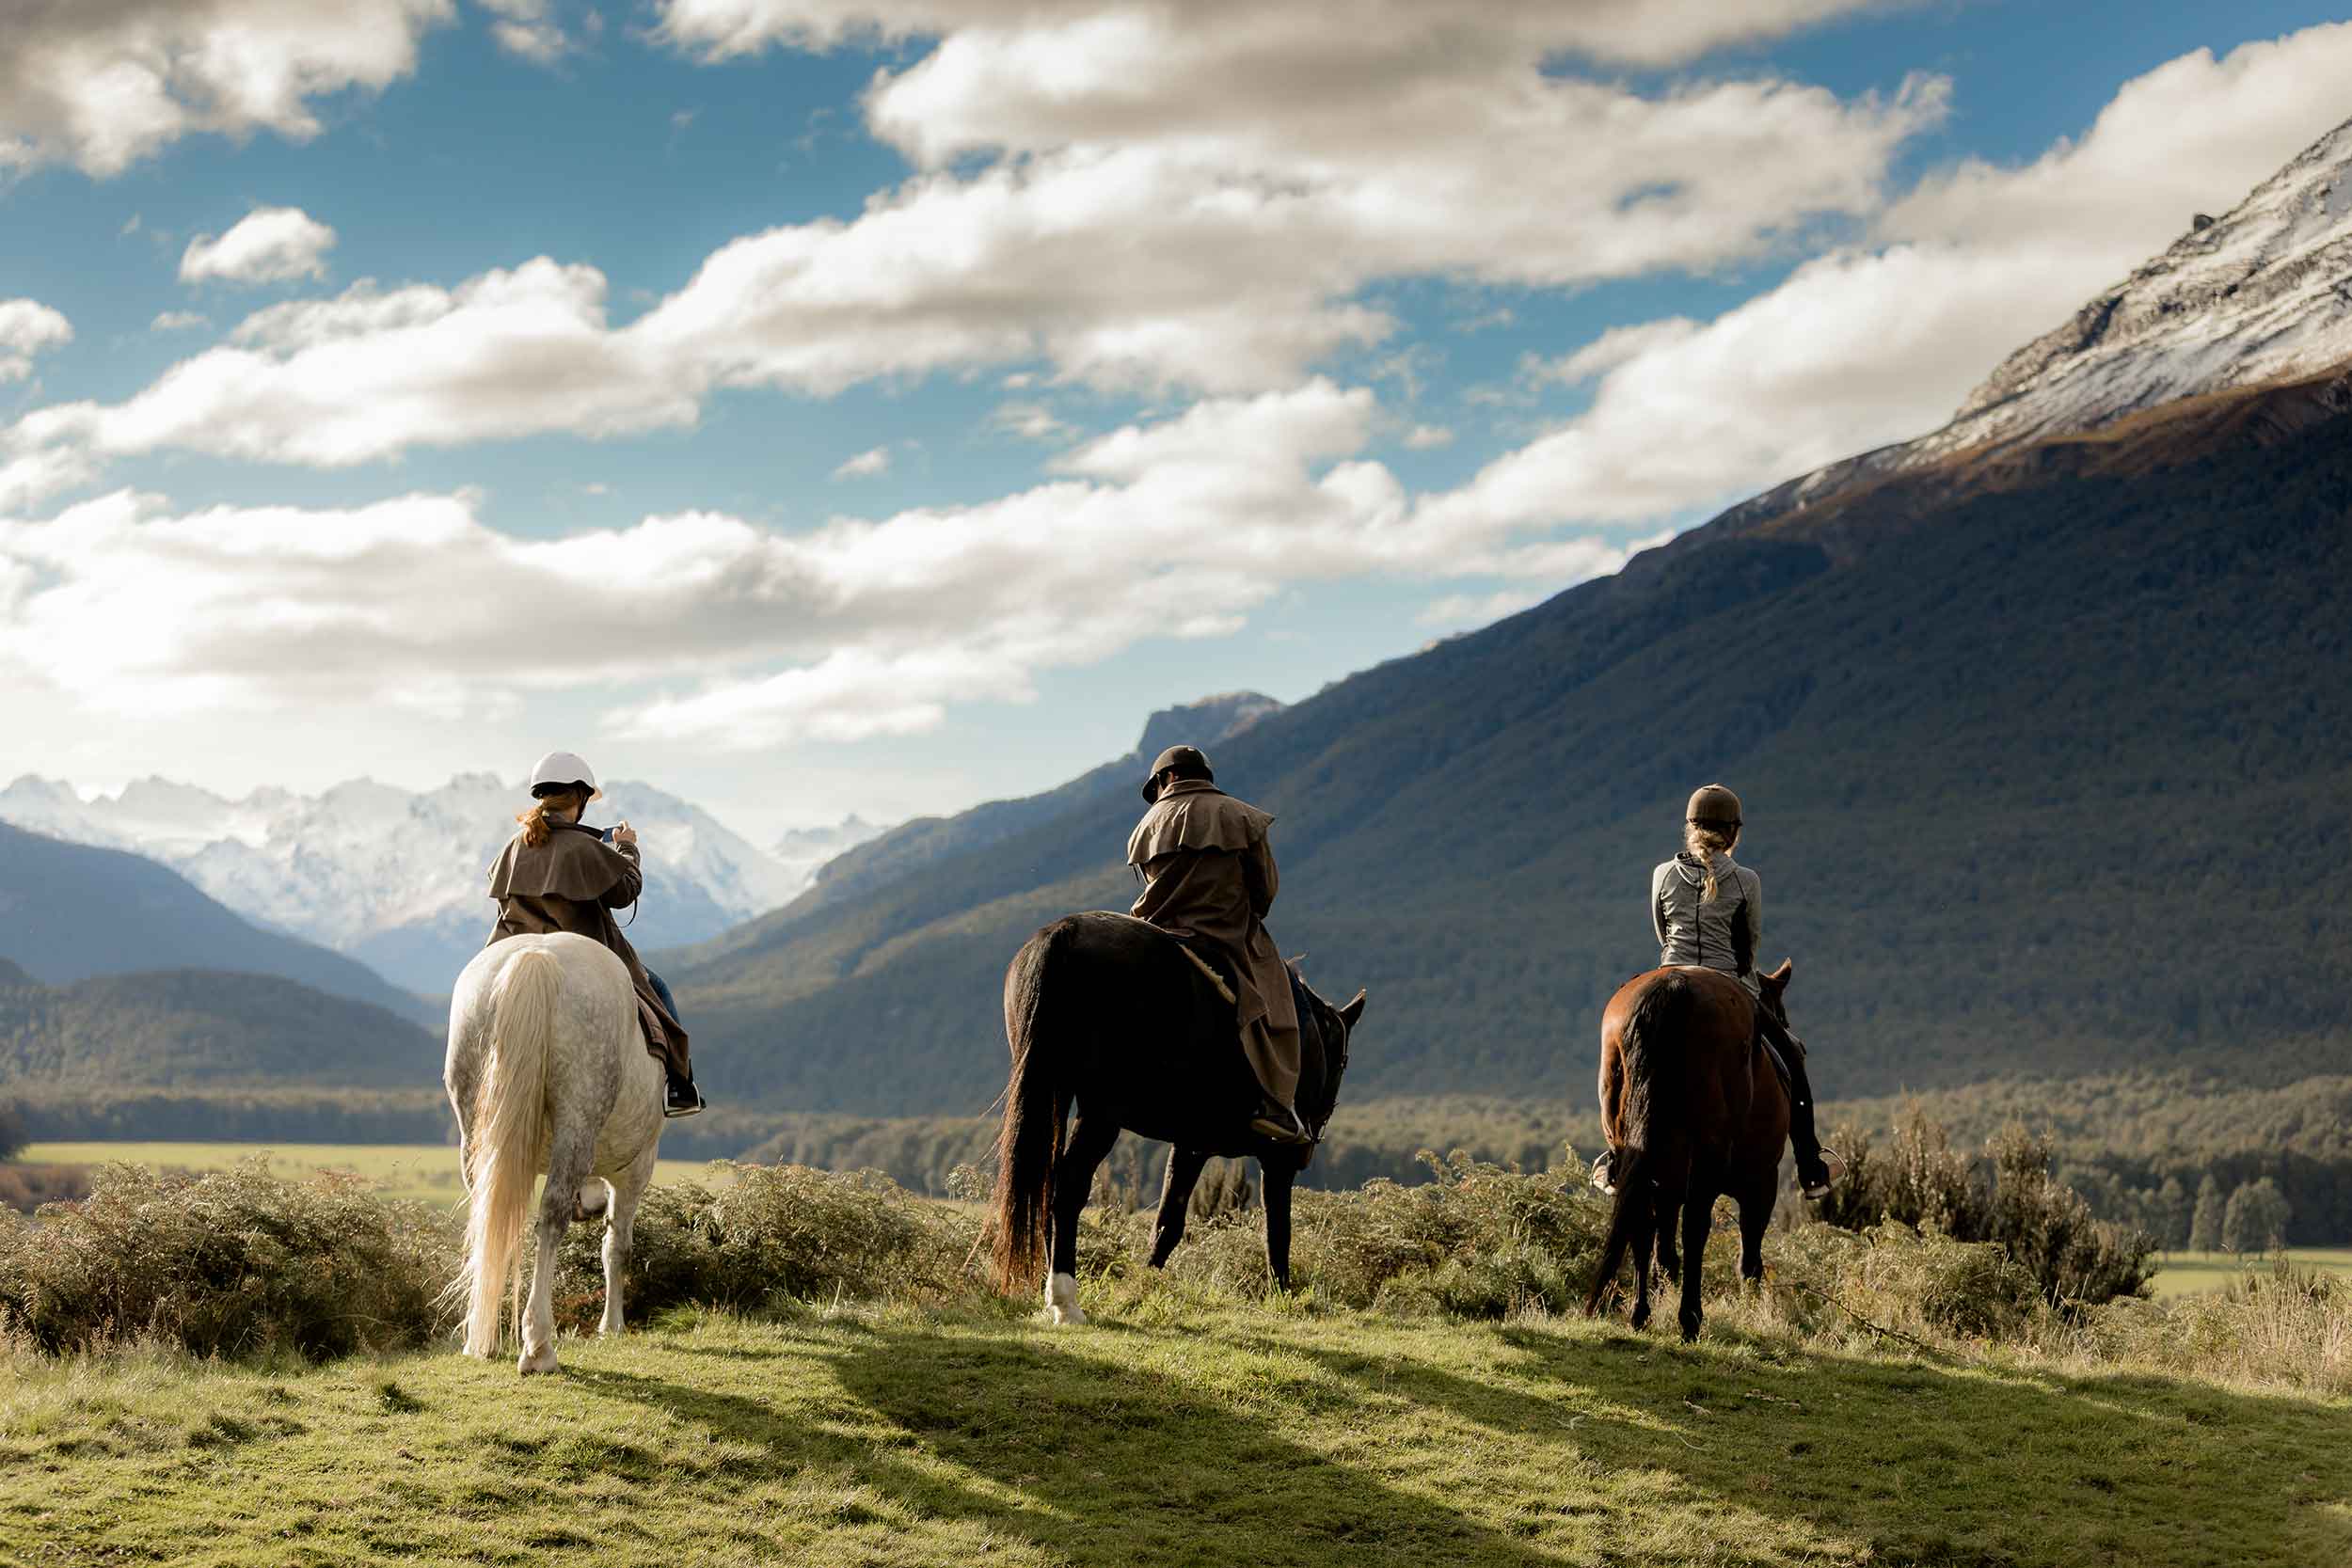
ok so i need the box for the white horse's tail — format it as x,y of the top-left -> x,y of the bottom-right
456,945 -> 561,1356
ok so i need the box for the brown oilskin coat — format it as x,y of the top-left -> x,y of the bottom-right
484,820 -> 690,1082
1126,778 -> 1300,1110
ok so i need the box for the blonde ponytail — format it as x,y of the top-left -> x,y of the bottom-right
1684,821 -> 1738,903
516,787 -> 586,847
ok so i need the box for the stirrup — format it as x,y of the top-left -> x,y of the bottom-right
1249,1106 -> 1311,1147
664,1079 -> 706,1118
1800,1150 -> 1845,1200
1590,1150 -> 1618,1196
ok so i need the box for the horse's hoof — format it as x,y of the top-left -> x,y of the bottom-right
1044,1272 -> 1087,1326
1678,1313 -> 1703,1343
517,1344 -> 560,1375
1629,1302 -> 1651,1331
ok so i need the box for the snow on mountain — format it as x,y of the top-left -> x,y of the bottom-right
0,773 -> 882,993
771,816 -> 887,891
1907,114 -> 2352,466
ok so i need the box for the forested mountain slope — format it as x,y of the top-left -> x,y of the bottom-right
0,962 -> 441,1090
0,823 -> 437,1028
663,364 -> 2352,1116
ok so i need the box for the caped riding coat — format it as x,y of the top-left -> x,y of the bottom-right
1126,779 -> 1300,1109
485,820 -> 691,1081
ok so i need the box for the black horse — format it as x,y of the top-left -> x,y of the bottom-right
991,911 -> 1366,1323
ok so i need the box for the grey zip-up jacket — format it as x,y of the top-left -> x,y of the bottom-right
1653,851 -> 1762,994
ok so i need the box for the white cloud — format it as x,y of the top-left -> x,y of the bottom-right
150,310 -> 212,333
655,0 -> 1900,71
0,0 -> 453,177
0,383 -> 1636,745
990,402 -> 1074,442
1415,586 -> 1549,630
1401,423 -> 1453,451
1418,24 -> 2352,540
180,207 -> 339,286
1,0 -> 1951,494
832,445 -> 890,479
480,0 -> 570,62
0,300 -> 72,382
18,261 -> 698,472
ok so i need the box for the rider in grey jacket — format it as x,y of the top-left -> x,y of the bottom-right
1600,784 -> 1839,1199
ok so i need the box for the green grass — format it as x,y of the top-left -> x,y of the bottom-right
17,1142 -> 723,1209
2,1293 -> 2346,1568
2149,1248 -> 2352,1299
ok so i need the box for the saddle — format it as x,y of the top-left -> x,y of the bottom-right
1104,911 -> 1238,1005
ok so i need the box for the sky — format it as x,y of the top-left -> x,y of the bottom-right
2,0 -> 2349,844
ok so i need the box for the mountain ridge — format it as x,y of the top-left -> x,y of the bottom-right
0,821 -> 441,1030
650,118 -> 2352,1118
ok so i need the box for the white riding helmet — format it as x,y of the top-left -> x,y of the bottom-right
528,750 -> 601,801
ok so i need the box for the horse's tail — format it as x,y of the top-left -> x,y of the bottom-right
1585,975 -> 1691,1315
453,944 -> 560,1356
992,921 -> 1074,1294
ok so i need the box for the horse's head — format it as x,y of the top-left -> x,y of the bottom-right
1756,958 -> 1793,1028
1288,957 -> 1367,1159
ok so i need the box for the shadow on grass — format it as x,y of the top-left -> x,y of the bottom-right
562,1313 -> 2352,1568
1277,1323 -> 2352,1567
578,1330 -> 1570,1568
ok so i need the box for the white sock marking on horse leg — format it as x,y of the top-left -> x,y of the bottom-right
1046,1271 -> 1087,1326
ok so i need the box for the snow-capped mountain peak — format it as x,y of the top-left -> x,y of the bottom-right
1907,113 -> 2352,465
0,773 -> 884,992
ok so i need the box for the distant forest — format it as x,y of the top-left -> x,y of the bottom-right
12,1069 -> 2350,1243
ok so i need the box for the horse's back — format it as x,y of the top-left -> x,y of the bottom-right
1602,966 -> 1759,1144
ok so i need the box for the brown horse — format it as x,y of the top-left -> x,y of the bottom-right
1584,961 -> 1794,1340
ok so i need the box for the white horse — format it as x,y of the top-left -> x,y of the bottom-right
444,932 -> 664,1375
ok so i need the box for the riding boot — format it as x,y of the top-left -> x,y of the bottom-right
1249,1097 -> 1311,1147
1763,1016 -> 1834,1196
664,1070 -> 706,1118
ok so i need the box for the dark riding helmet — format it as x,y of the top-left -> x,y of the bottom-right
1685,783 -> 1742,829
1140,744 -> 1214,804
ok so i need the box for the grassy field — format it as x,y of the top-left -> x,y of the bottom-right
17,1142 -> 724,1209
2149,1248 -> 2352,1299
3,1294 -> 2347,1568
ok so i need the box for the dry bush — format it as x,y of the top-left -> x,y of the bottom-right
0,1161 -> 452,1359
1820,1103 -> 2153,1308
2070,1258 -> 2352,1397
0,1164 -> 89,1212
1757,1221 -> 2046,1344
552,1164 -> 985,1326
1135,1150 -> 1612,1316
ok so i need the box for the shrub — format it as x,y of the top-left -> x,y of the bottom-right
1140,1149 -> 1611,1315
2073,1257 -> 2352,1397
1819,1105 -> 2153,1308
0,1161 -> 452,1359
552,1164 -> 984,1326
1762,1220 -> 2045,1343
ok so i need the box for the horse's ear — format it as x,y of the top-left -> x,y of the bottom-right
1338,989 -> 1366,1029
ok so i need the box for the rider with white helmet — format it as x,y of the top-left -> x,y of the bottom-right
485,751 -> 704,1117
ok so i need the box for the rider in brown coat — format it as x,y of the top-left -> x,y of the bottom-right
1127,745 -> 1309,1146
485,750 -> 704,1117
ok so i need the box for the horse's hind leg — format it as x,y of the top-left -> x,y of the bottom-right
520,1129 -> 593,1375
1046,1111 -> 1120,1325
1652,1190 -> 1681,1287
597,1143 -> 657,1338
1150,1147 -> 1211,1270
1737,1176 -> 1774,1288
1677,1181 -> 1719,1343
1629,1197 -> 1657,1332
